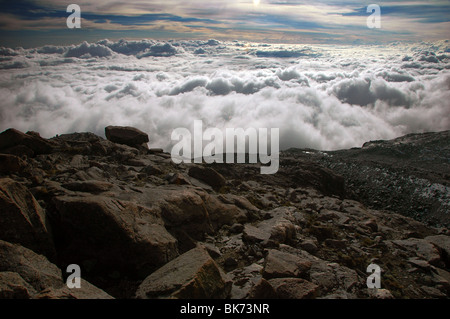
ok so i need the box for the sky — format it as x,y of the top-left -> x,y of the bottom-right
0,0 -> 449,47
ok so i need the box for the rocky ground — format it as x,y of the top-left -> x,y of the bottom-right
0,126 -> 449,299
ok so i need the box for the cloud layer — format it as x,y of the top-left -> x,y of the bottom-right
0,39 -> 449,151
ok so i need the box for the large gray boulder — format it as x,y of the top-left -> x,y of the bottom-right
53,195 -> 178,278
0,178 -> 55,258
135,246 -> 231,299
105,126 -> 149,148
0,240 -> 113,299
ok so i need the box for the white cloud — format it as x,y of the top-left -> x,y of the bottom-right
0,39 -> 449,152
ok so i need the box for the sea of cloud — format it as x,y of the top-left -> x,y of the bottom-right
0,39 -> 449,151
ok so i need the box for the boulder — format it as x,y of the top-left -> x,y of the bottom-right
105,126 -> 149,147
0,240 -> 113,299
188,166 -> 226,190
0,154 -> 27,174
34,279 -> 114,299
61,180 -> 114,193
267,278 -> 319,299
135,246 -> 231,299
425,235 -> 450,267
263,249 -> 312,279
0,272 -> 36,298
0,240 -> 66,292
0,128 -> 52,155
0,178 -> 55,258
53,195 -> 178,278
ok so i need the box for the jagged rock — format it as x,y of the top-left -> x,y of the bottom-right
247,278 -> 277,299
0,272 -> 36,298
425,235 -> 450,267
0,178 -> 55,258
53,195 -> 178,278
368,289 -> 394,299
105,126 -> 149,148
0,240 -> 113,299
34,279 -> 114,299
188,166 -> 226,190
61,180 -> 114,193
243,207 -> 297,247
0,240 -> 65,292
0,128 -> 53,155
299,239 -> 319,254
263,249 -> 311,279
204,195 -> 247,230
154,187 -> 214,239
0,154 -> 27,174
267,278 -> 319,299
390,238 -> 442,267
135,246 -> 231,299
168,172 -> 191,185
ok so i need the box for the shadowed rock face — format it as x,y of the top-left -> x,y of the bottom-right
0,127 -> 449,299
105,126 -> 149,148
285,130 -> 450,227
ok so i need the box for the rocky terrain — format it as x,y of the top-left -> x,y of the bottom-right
0,126 -> 449,299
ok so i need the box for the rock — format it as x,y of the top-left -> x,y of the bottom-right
425,235 -> 450,267
391,238 -> 442,267
168,173 -> 191,185
0,272 -> 36,298
229,223 -> 245,234
300,239 -> 319,254
34,279 -> 114,299
309,260 -> 359,293
0,240 -> 65,293
263,250 -> 312,279
0,128 -> 53,155
0,240 -> 113,299
247,278 -> 277,299
243,224 -> 270,244
135,246 -> 231,299
0,154 -> 27,174
188,166 -> 226,190
53,195 -> 178,278
243,207 -> 297,246
61,180 -> 113,193
267,278 -> 319,299
105,126 -> 149,148
142,163 -> 163,175
367,288 -> 394,299
155,187 -> 214,239
205,195 -> 247,230
0,178 -> 55,258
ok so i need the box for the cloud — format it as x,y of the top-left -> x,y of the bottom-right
0,39 -> 449,152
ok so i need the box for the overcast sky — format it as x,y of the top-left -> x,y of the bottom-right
0,0 -> 449,47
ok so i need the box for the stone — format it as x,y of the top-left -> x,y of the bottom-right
0,271 -> 36,298
247,278 -> 277,299
425,235 -> 450,267
0,128 -> 53,155
263,249 -> 312,279
105,126 -> 149,147
0,154 -> 28,174
188,166 -> 226,190
61,180 -> 113,193
267,278 -> 319,299
391,238 -> 442,267
34,279 -> 114,299
135,247 -> 231,299
300,239 -> 319,254
0,240 -> 65,293
53,195 -> 178,278
205,195 -> 247,230
0,178 -> 55,258
367,288 -> 394,299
